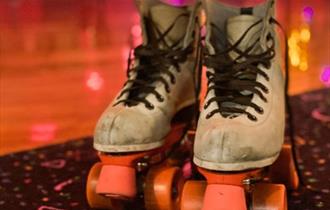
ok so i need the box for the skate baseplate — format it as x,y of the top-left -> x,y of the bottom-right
86,126 -> 299,210
179,135 -> 299,210
86,123 -> 193,210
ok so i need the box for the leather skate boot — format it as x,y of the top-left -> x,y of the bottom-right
194,0 -> 285,171
86,1 -> 202,205
94,1 -> 201,154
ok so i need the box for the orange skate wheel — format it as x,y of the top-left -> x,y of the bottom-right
144,166 -> 184,210
270,144 -> 299,190
180,181 -> 206,210
86,162 -> 124,209
252,183 -> 287,210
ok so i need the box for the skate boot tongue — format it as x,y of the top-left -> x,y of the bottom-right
226,15 -> 263,60
123,3 -> 192,107
148,4 -> 189,49
221,15 -> 264,114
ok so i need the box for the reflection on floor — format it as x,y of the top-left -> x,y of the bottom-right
0,0 -> 329,154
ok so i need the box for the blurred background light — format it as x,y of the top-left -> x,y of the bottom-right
288,26 -> 311,71
302,6 -> 314,23
320,66 -> 330,86
31,123 -> 57,142
86,71 -> 104,91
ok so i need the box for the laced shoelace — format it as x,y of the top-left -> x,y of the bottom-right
203,19 -> 275,121
203,16 -> 322,193
113,13 -> 194,110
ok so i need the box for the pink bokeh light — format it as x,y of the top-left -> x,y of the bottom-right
86,71 -> 104,91
31,123 -> 57,142
320,66 -> 330,86
302,6 -> 314,23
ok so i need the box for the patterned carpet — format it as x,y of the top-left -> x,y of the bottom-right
0,88 -> 329,210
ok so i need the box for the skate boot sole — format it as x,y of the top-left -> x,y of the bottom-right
94,140 -> 164,153
193,153 -> 279,171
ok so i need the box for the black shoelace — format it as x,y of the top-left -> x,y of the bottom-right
204,16 -> 323,194
113,14 -> 194,110
203,19 -> 275,121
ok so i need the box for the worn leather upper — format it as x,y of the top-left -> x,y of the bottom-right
94,1 -> 200,152
194,0 -> 285,171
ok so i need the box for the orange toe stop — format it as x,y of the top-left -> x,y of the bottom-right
202,184 -> 247,210
96,164 -> 137,199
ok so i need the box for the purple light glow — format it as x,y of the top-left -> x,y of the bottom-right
320,66 -> 330,86
302,6 -> 314,23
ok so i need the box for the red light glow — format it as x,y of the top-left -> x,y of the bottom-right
131,24 -> 142,38
86,71 -> 104,91
31,123 -> 57,142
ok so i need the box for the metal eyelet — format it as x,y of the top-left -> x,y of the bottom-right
157,95 -> 164,102
264,62 -> 271,69
265,74 -> 270,81
136,161 -> 148,172
171,77 -> 176,84
266,33 -> 272,41
145,103 -> 154,110
255,107 -> 264,114
261,95 -> 268,103
263,87 -> 269,94
204,101 -> 209,109
248,114 -> 257,121
206,113 -> 212,119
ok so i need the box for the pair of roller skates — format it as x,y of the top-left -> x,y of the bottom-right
86,0 -> 299,209
87,130 -> 299,210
